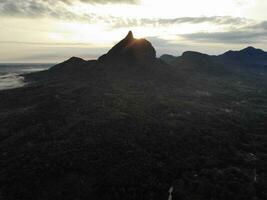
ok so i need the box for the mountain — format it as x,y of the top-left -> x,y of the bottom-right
160,54 -> 177,64
218,46 -> 267,66
173,51 -> 215,66
161,46 -> 267,67
25,31 -> 177,86
160,51 -> 227,76
99,31 -> 156,64
1,32 -> 267,200
161,46 -> 267,75
161,51 -> 219,68
221,46 -> 267,61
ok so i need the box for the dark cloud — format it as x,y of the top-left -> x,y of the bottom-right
179,20 -> 267,44
0,0 -> 99,23
0,0 -> 59,17
180,31 -> 267,44
0,0 -> 138,18
63,0 -> 139,4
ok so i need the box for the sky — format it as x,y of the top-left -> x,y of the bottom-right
1,0 -> 267,63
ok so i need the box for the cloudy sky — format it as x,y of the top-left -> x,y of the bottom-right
1,0 -> 267,63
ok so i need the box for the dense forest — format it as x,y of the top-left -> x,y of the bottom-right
1,32 -> 267,200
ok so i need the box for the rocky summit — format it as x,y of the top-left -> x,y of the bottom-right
99,31 -> 156,63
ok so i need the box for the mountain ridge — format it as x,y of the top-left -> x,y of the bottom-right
160,46 -> 267,61
24,31 -> 267,83
160,46 -> 267,71
25,31 -> 267,76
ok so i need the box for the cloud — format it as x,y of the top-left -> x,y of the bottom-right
0,0 -> 100,24
0,0 -> 60,17
0,0 -> 249,28
149,16 -> 247,26
180,31 -> 267,44
1,0 -> 266,48
179,20 -> 267,44
248,20 -> 267,30
0,0 -> 252,33
112,16 -> 248,28
0,0 -> 138,18
62,0 -> 139,4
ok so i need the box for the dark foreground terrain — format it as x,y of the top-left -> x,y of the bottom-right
1,32 -> 267,200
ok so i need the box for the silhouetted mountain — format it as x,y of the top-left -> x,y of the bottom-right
221,46 -> 267,60
51,56 -> 86,71
160,54 -> 177,64
99,31 -> 156,64
161,51 -> 217,65
1,33 -> 267,200
160,51 -> 226,75
178,51 -> 215,65
24,57 -> 97,82
25,31 -> 175,84
161,46 -> 267,74
218,46 -> 267,67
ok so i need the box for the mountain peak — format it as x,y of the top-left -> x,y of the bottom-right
182,51 -> 209,57
125,31 -> 134,40
99,31 -> 156,64
240,46 -> 266,54
243,46 -> 256,51
222,46 -> 267,58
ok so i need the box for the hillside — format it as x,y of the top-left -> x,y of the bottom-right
1,32 -> 267,200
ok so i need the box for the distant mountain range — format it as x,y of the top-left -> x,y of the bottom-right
160,46 -> 267,73
1,31 -> 267,200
